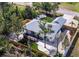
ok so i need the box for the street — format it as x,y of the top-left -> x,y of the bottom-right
57,8 -> 79,17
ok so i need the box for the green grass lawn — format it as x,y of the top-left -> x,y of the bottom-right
59,2 -> 79,12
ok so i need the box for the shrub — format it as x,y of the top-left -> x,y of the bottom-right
0,47 -> 6,56
31,42 -> 38,49
42,17 -> 53,23
54,52 -> 63,57
0,36 -> 8,56
0,36 -> 8,46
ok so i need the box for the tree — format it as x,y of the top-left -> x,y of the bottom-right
33,2 -> 59,17
33,2 -> 42,10
23,6 -> 39,19
54,30 -> 61,57
0,3 -> 9,33
15,6 -> 19,17
24,6 -> 33,19
51,3 -> 59,17
0,12 -> 5,34
0,2 -> 12,34
41,2 -> 52,12
39,21 -> 51,48
0,2 -> 23,35
27,36 -> 32,56
31,9 -> 39,18
0,36 -> 12,56
33,2 -> 53,12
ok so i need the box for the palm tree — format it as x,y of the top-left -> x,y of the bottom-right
54,30 -> 61,57
39,21 -> 50,48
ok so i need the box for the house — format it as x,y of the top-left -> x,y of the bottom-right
21,14 -> 78,56
22,16 -> 67,56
